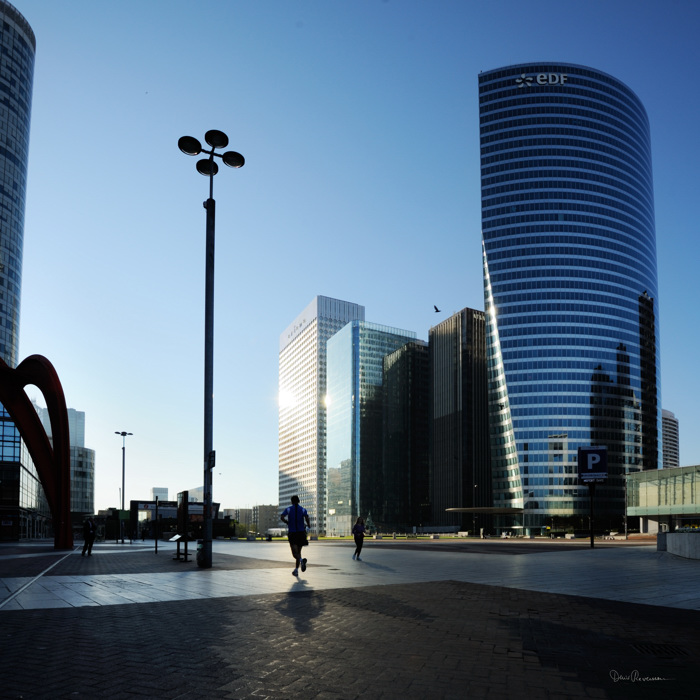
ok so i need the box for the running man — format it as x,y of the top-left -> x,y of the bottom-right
280,495 -> 311,576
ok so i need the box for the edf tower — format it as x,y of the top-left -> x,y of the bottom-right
479,63 -> 661,532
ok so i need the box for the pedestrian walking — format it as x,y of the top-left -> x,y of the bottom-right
280,495 -> 311,576
81,517 -> 96,556
352,517 -> 367,560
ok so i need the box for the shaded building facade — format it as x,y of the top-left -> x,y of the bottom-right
326,321 -> 416,535
479,63 -> 662,532
429,308 -> 491,530
382,340 -> 430,531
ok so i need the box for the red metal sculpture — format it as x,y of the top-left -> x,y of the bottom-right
0,354 -> 72,549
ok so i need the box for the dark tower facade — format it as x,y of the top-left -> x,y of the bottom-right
429,308 -> 490,530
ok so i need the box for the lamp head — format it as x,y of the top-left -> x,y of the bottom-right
196,159 -> 219,177
178,136 -> 202,156
222,151 -> 245,168
205,129 -> 229,149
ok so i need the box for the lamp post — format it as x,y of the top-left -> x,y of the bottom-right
178,130 -> 244,569
115,431 -> 132,543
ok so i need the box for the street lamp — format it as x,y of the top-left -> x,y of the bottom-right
115,431 -> 133,543
178,130 -> 244,569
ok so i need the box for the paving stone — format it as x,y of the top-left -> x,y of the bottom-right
3,544 -> 700,699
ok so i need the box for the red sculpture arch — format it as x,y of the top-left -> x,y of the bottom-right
0,355 -> 72,549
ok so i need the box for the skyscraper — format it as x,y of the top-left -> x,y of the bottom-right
661,409 -> 679,469
326,321 -> 416,535
479,63 -> 661,532
382,340 -> 430,531
0,1 -> 38,541
278,296 -> 364,533
429,308 -> 490,530
0,0 -> 34,368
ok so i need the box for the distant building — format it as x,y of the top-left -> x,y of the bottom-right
151,487 -> 168,502
382,340 -> 430,531
186,487 -> 203,502
278,296 -> 364,534
326,320 -> 417,535
35,402 -> 95,518
253,504 -> 282,534
230,508 -> 253,531
662,410 -> 680,469
429,308 -> 490,531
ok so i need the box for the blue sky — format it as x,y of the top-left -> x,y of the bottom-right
16,0 -> 700,513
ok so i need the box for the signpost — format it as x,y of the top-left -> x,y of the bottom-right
578,446 -> 608,548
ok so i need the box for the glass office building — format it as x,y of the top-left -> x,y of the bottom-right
479,63 -> 661,531
382,340 -> 430,531
326,321 -> 416,535
278,296 -> 364,534
430,308 -> 491,530
0,0 -> 34,367
0,1 -> 43,541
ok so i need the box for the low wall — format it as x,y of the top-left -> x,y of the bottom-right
658,532 -> 700,559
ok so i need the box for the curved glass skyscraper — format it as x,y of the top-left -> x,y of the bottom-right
0,1 -> 41,541
0,0 -> 35,368
479,63 -> 661,531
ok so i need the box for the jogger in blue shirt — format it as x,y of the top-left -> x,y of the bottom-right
281,495 -> 311,576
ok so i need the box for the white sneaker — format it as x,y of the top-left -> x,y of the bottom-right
352,554 -> 356,560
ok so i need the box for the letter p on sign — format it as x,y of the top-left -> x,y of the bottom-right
578,446 -> 608,481
586,453 -> 601,469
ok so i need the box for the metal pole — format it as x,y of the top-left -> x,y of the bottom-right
589,483 -> 595,549
200,195 -> 215,569
155,496 -> 159,554
121,441 -> 126,543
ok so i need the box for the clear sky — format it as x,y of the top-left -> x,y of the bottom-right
15,0 -> 700,513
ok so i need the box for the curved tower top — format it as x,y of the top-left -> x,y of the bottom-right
479,63 -> 661,530
0,0 -> 36,367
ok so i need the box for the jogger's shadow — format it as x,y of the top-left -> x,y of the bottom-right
274,585 -> 325,634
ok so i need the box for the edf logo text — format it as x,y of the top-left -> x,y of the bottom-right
516,73 -> 568,88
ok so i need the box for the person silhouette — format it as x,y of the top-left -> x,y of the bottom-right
82,517 -> 96,556
280,495 -> 311,576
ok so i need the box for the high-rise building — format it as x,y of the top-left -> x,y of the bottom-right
34,403 -> 95,516
0,2 -> 39,541
0,0 -> 34,368
278,296 -> 364,533
382,340 -> 430,531
429,308 -> 490,530
479,63 -> 661,532
661,410 -> 679,469
326,321 -> 417,535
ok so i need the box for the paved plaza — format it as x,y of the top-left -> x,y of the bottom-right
1,537 -> 699,699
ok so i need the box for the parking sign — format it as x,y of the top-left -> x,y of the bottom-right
578,446 -> 608,482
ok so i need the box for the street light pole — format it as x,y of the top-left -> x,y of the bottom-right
178,130 -> 244,569
115,431 -> 132,543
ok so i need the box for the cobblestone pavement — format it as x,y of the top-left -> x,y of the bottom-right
1,539 -> 699,699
